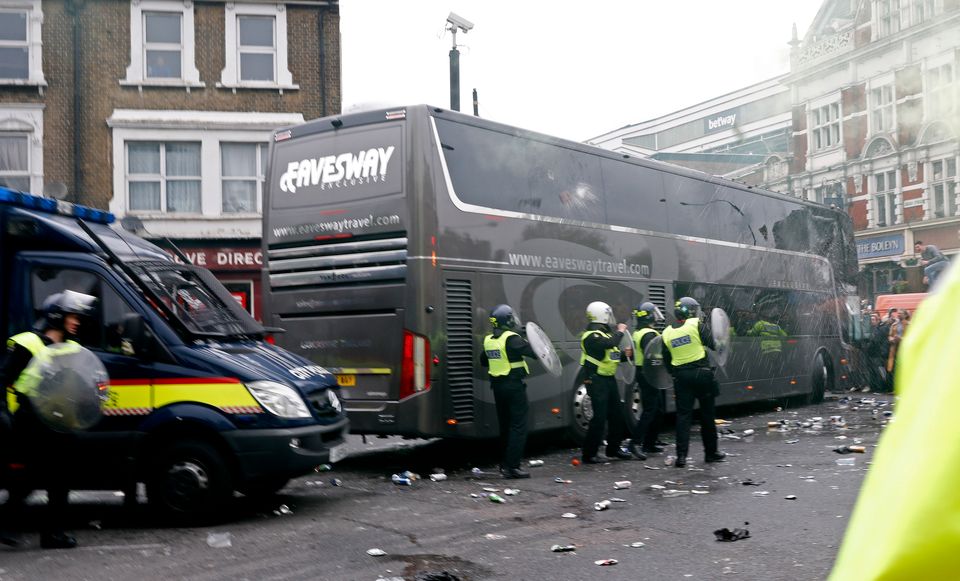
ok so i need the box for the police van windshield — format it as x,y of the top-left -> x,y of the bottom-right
129,261 -> 259,338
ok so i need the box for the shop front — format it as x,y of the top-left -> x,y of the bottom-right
166,241 -> 264,321
856,232 -> 907,304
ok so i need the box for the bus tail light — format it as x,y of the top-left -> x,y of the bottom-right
400,330 -> 431,400
265,334 -> 276,345
840,358 -> 849,365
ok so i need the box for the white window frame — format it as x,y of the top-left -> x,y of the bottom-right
220,142 -> 267,214
929,156 -> 958,219
107,109 -> 303,239
875,0 -> 902,38
0,0 -> 44,86
122,0 -> 202,88
925,62 -> 955,121
219,2 -> 296,90
0,103 -> 43,193
870,84 -> 896,134
125,141 -> 202,215
809,101 -> 841,152
872,169 -> 898,228
912,0 -> 940,25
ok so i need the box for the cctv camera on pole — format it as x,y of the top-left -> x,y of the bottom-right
445,12 -> 473,112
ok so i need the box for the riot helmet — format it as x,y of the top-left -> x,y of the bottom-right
634,301 -> 664,326
674,297 -> 700,321
37,290 -> 97,332
489,304 -> 520,330
586,301 -> 615,327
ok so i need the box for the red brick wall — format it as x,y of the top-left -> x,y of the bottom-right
849,199 -> 868,230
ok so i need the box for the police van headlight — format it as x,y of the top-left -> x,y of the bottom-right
246,381 -> 311,418
327,389 -> 342,414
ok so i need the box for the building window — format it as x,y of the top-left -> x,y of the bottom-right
126,142 -> 201,213
144,11 -> 182,79
871,85 -> 895,133
877,0 -> 902,37
930,157 -> 957,219
874,170 -> 897,227
220,142 -> 266,213
0,133 -> 29,190
123,0 -> 201,87
810,103 -> 841,151
0,0 -> 43,86
926,63 -> 955,120
912,0 -> 940,25
219,3 -> 296,89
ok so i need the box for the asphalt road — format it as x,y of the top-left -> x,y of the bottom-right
0,393 -> 893,581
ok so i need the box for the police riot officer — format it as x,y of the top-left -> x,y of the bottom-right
627,302 -> 666,459
661,297 -> 726,468
480,305 -> 536,479
579,301 -> 635,463
0,291 -> 96,549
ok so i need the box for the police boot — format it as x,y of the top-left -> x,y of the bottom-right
40,532 -> 77,549
626,442 -> 647,461
503,468 -> 530,479
705,452 -> 727,463
674,456 -> 687,468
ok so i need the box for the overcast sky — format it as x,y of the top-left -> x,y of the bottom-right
339,1 -> 825,142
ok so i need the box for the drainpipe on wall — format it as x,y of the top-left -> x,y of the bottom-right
318,8 -> 327,117
68,0 -> 83,202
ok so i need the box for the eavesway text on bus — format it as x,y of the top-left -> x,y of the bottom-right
279,146 -> 395,193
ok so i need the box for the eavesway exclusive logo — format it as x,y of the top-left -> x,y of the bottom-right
279,146 -> 395,193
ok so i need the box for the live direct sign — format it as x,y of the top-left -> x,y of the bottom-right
167,248 -> 263,271
856,233 -> 904,260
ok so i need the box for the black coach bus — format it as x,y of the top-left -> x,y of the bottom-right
262,105 -> 861,440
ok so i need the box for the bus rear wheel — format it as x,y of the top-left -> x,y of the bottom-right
808,352 -> 832,404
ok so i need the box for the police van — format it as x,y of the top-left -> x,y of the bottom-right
0,188 -> 348,520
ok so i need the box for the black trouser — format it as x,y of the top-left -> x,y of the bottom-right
492,379 -> 529,470
673,367 -> 720,460
582,374 -> 628,459
2,404 -> 72,535
632,375 -> 666,449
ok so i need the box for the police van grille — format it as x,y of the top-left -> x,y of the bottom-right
445,279 -> 475,422
266,235 -> 407,289
648,285 -> 668,331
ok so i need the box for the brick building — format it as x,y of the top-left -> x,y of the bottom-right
0,0 -> 341,319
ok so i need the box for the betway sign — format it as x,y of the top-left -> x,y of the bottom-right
703,108 -> 739,134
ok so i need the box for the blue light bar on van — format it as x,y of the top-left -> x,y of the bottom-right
0,186 -> 115,224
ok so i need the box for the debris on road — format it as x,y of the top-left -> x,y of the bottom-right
625,542 -> 646,548
551,544 -> 576,552
743,429 -> 755,436
366,548 -> 387,556
714,527 -> 750,542
488,493 -> 506,504
484,533 -> 506,540
649,484 -> 666,490
594,500 -> 612,511
785,439 -> 800,444
836,458 -> 857,466
753,491 -> 770,496
595,559 -> 618,566
785,495 -> 798,500
315,464 -> 332,472
273,504 -> 292,516
662,489 -> 690,498
561,513 -> 578,519
691,490 -> 710,495
741,479 -> 765,486
330,478 -> 343,487
207,532 -> 232,549
614,480 -> 632,489
571,458 -> 581,466
528,459 -> 544,467
503,488 -> 520,496
554,477 -> 573,484
610,497 -> 627,502
429,473 -> 448,482
391,474 -> 412,486
834,445 -> 866,454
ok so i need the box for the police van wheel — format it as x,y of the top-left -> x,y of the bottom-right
808,353 -> 832,404
567,383 -> 592,445
148,440 -> 233,521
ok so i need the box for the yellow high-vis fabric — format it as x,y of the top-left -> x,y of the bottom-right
579,330 -> 620,376
633,327 -> 658,368
829,261 -> 960,580
661,318 -> 706,366
749,320 -> 787,355
483,331 -> 529,377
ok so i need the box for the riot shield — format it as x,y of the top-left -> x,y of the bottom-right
616,332 -> 636,385
642,335 -> 673,390
709,307 -> 732,368
24,343 -> 109,432
526,322 -> 562,377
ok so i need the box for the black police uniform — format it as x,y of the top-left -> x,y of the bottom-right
480,330 -> 535,473
0,331 -> 75,548
662,318 -> 723,464
632,328 -> 666,452
580,323 -> 630,461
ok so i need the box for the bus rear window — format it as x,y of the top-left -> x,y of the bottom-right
269,124 -> 404,209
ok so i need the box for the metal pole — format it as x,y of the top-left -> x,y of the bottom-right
473,88 -> 479,116
449,47 -> 460,111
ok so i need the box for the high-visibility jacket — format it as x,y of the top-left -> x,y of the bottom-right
748,320 -> 787,355
829,260 -> 960,580
13,341 -> 85,399
662,318 -> 706,366
6,331 -> 46,413
483,331 -> 529,377
633,327 -> 658,368
580,330 -> 620,376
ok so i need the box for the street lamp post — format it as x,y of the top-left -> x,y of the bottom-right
445,12 -> 474,112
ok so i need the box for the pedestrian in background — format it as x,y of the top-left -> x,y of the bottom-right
915,240 -> 949,288
480,304 -> 536,479
579,301 -> 633,464
661,297 -> 726,468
